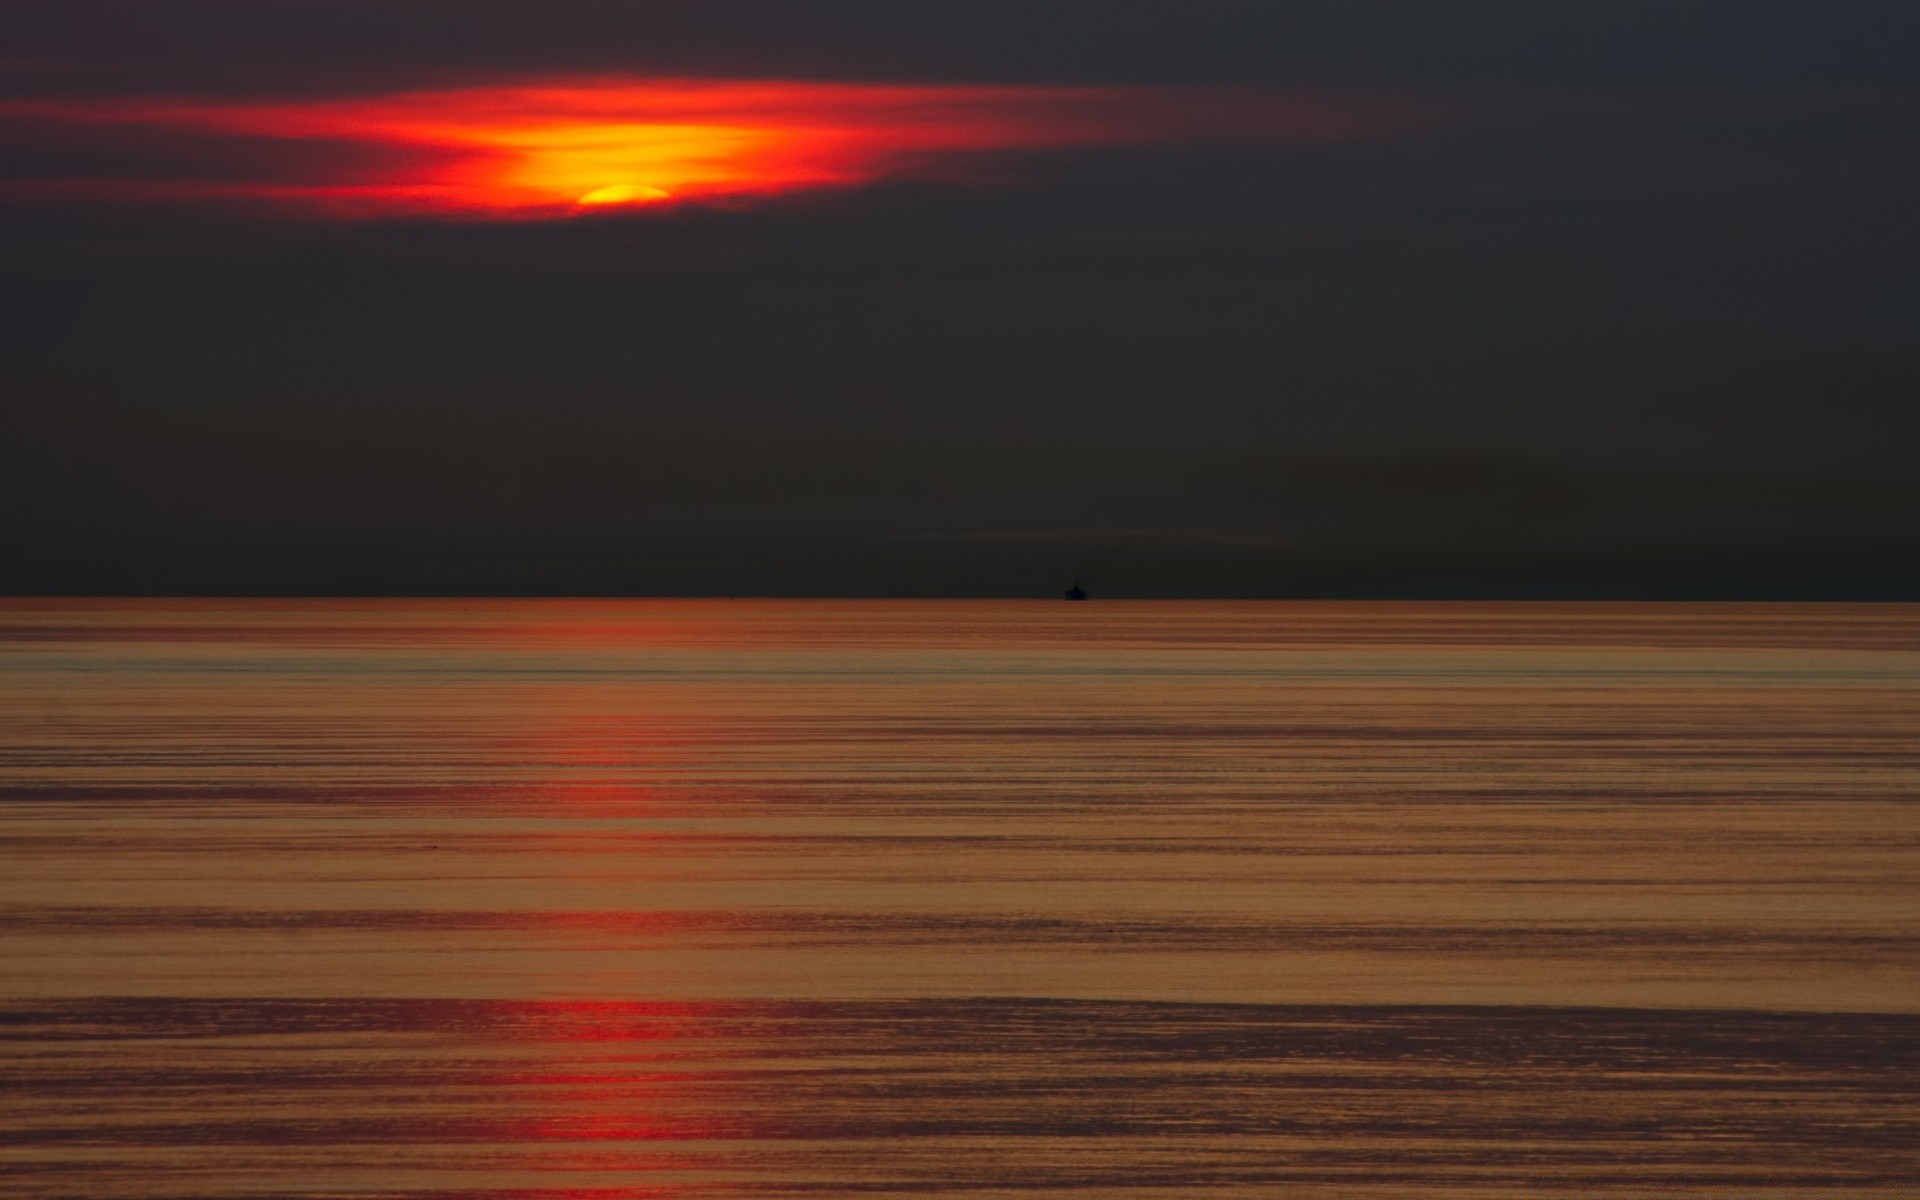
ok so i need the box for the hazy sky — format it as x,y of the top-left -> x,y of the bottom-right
3,1 -> 1916,595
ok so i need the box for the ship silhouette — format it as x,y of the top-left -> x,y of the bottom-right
1064,581 -> 1088,601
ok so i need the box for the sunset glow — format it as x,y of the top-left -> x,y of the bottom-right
0,79 -> 1422,218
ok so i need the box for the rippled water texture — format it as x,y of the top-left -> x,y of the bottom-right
2,599 -> 1915,1196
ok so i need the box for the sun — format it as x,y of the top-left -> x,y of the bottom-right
574,183 -> 673,207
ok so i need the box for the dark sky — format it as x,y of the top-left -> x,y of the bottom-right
3,1 -> 1917,596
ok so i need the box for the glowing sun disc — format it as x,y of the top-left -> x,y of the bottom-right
576,183 -> 673,206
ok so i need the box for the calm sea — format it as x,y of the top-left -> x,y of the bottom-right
1,599 -> 1915,1197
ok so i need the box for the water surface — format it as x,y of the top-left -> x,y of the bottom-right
2,600 -> 1915,1195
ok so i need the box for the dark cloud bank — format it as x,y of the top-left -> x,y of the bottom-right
2,2 -> 1916,597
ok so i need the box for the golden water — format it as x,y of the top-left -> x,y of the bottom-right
2,600 -> 1915,1196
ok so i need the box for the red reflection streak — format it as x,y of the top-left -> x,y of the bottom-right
477,603 -> 754,817
469,1002 -> 746,1152
495,693 -> 718,820
484,664 -> 753,1151
0,78 -> 1429,217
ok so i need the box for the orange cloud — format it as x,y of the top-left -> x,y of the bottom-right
0,79 -> 1428,218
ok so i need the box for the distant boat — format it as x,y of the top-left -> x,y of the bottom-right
1064,582 -> 1088,601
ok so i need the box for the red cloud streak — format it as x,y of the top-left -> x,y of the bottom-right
0,78 -> 1429,218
